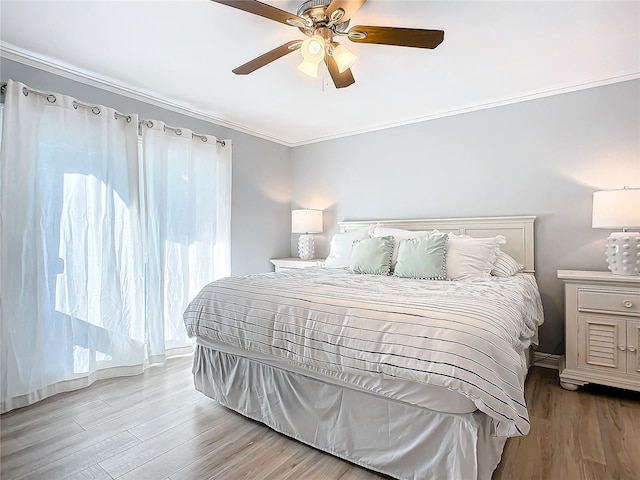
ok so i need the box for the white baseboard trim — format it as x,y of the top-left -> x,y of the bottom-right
533,352 -> 560,370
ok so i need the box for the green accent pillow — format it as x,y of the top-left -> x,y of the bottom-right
350,236 -> 394,275
393,234 -> 448,280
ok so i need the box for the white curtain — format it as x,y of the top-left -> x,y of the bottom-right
141,120 -> 231,362
0,80 -> 144,413
0,81 -> 232,413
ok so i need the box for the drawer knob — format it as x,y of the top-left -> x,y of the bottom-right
629,346 -> 637,353
619,345 -> 627,351
623,300 -> 633,308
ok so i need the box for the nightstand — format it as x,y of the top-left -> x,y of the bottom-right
558,270 -> 640,392
270,257 -> 324,272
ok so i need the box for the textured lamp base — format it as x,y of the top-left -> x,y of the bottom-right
605,232 -> 640,275
297,234 -> 315,260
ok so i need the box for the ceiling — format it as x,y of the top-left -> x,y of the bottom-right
1,1 -> 638,146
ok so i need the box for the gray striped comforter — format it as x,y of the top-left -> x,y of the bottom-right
184,267 -> 544,437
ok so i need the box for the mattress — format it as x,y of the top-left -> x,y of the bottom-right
184,267 -> 544,436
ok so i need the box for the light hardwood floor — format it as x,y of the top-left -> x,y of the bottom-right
1,356 -> 638,480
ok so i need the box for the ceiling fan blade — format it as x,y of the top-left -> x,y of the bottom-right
325,55 -> 355,89
348,25 -> 444,49
211,0 -> 308,28
233,41 -> 302,75
326,0 -> 367,23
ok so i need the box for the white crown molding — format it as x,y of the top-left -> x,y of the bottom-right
288,72 -> 640,147
0,43 -> 291,146
2,43 -> 638,148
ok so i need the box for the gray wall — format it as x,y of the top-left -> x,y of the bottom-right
1,58 -> 292,276
291,80 -> 640,354
4,57 -> 638,354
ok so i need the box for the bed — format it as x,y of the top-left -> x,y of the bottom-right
184,216 -> 544,480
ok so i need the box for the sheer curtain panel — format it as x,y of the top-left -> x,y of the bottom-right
141,120 -> 231,362
0,81 -> 144,413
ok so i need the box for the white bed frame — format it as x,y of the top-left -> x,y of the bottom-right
339,215 -> 536,273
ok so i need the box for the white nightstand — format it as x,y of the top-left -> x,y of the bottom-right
270,257 -> 324,272
558,270 -> 640,392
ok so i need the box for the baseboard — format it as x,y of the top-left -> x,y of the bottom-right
533,352 -> 560,370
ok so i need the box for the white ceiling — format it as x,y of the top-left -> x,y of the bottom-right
1,1 -> 638,146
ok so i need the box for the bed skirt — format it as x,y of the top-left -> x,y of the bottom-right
192,345 -> 506,480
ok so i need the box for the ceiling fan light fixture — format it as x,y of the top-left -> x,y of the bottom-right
331,43 -> 357,73
212,0 -> 445,88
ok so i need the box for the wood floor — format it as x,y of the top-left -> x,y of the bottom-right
1,357 -> 638,480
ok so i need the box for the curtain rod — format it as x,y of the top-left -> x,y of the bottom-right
139,119 -> 225,147
1,83 -> 132,121
0,82 -> 226,147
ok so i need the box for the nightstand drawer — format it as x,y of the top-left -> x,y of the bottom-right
578,288 -> 640,316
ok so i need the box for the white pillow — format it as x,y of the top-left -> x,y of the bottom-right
446,234 -> 506,281
372,226 -> 436,269
322,226 -> 373,268
491,251 -> 524,277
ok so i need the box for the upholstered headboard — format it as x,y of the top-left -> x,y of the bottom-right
338,216 -> 536,273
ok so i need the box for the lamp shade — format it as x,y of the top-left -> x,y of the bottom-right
332,43 -> 357,73
298,58 -> 321,78
298,35 -> 325,78
292,209 -> 323,234
592,188 -> 640,229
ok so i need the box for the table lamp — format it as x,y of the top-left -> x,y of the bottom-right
592,187 -> 640,275
292,209 -> 323,260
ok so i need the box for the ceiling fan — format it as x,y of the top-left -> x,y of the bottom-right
212,0 -> 444,88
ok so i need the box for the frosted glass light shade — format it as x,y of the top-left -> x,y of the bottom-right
299,35 -> 325,78
592,188 -> 640,276
332,44 -> 357,73
292,209 -> 323,234
302,35 -> 325,61
298,58 -> 321,77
